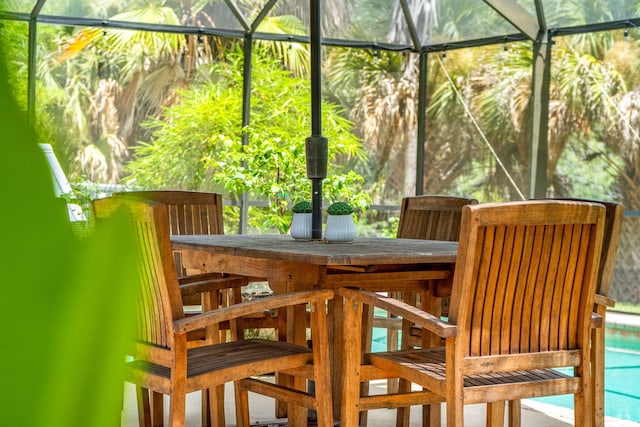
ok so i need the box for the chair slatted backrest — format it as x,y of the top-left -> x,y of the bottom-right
395,196 -> 477,320
552,199 -> 624,298
397,195 -> 478,241
93,197 -> 184,363
596,202 -> 624,297
116,191 -> 225,236
449,200 -> 604,357
115,191 -> 226,288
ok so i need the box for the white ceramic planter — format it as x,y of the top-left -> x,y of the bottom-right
289,212 -> 312,240
325,214 -> 356,243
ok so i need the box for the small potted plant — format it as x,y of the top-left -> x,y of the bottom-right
325,201 -> 357,243
289,200 -> 313,240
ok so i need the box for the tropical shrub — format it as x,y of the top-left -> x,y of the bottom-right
126,50 -> 371,233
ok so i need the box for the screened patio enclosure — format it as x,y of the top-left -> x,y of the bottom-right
2,0 -> 640,200
2,0 -> 640,195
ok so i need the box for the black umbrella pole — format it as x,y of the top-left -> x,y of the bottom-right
311,179 -> 323,239
306,136 -> 328,240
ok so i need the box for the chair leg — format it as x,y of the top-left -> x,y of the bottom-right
420,287 -> 443,427
275,306 -> 289,419
205,385 -> 226,427
235,382 -> 251,427
201,389 -> 210,427
151,391 -> 164,427
592,326 -> 606,427
358,381 -> 369,427
395,379 -> 411,427
575,360 -> 592,427
575,392 -> 585,427
508,400 -> 521,427
341,296 -> 364,427
445,341 -> 463,427
358,302 -> 374,427
387,292 -> 401,395
168,391 -> 186,427
311,303 -> 334,427
135,386 -> 151,427
288,305 -> 310,427
422,396 -> 441,427
486,401 -> 505,427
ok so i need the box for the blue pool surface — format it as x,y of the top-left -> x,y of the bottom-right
371,326 -> 640,423
532,332 -> 640,423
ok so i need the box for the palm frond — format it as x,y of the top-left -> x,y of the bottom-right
52,5 -> 185,68
74,143 -> 108,182
52,28 -> 103,66
255,15 -> 309,77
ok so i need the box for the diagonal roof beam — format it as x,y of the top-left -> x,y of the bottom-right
483,0 -> 539,41
398,0 -> 423,50
224,0 -> 251,32
250,0 -> 279,33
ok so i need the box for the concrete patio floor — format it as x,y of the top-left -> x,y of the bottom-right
120,379 -> 639,426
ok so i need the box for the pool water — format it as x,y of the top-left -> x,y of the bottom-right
532,332 -> 640,423
371,327 -> 640,423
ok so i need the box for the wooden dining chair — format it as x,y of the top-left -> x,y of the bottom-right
587,201 -> 624,427
113,190 -> 252,305
396,195 -> 478,241
112,190 -> 273,423
93,196 -> 334,427
395,195 -> 478,328
340,200 -> 606,427
363,195 -> 476,426
506,199 -> 624,427
114,191 -> 278,334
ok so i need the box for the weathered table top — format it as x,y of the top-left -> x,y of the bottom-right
171,234 -> 458,266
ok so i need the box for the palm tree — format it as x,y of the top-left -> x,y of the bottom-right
603,88 -> 640,209
49,2 -> 186,183
325,0 -> 512,202
427,34 -> 627,202
45,0 -> 314,183
325,0 -> 440,202
327,48 -> 420,200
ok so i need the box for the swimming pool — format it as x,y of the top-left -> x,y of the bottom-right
532,331 -> 640,423
371,325 -> 640,423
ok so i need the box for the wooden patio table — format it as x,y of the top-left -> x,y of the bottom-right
171,234 -> 458,422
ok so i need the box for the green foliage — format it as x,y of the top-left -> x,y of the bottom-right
292,200 -> 312,213
254,15 -> 309,78
613,302 -> 640,314
327,201 -> 355,215
0,20 -> 29,108
126,50 -> 371,233
356,213 -> 399,238
0,46 -> 136,426
555,136 -> 621,199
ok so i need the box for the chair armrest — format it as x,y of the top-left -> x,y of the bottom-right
174,289 -> 334,333
338,287 -> 457,339
591,312 -> 604,329
179,275 -> 248,296
594,293 -> 616,308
